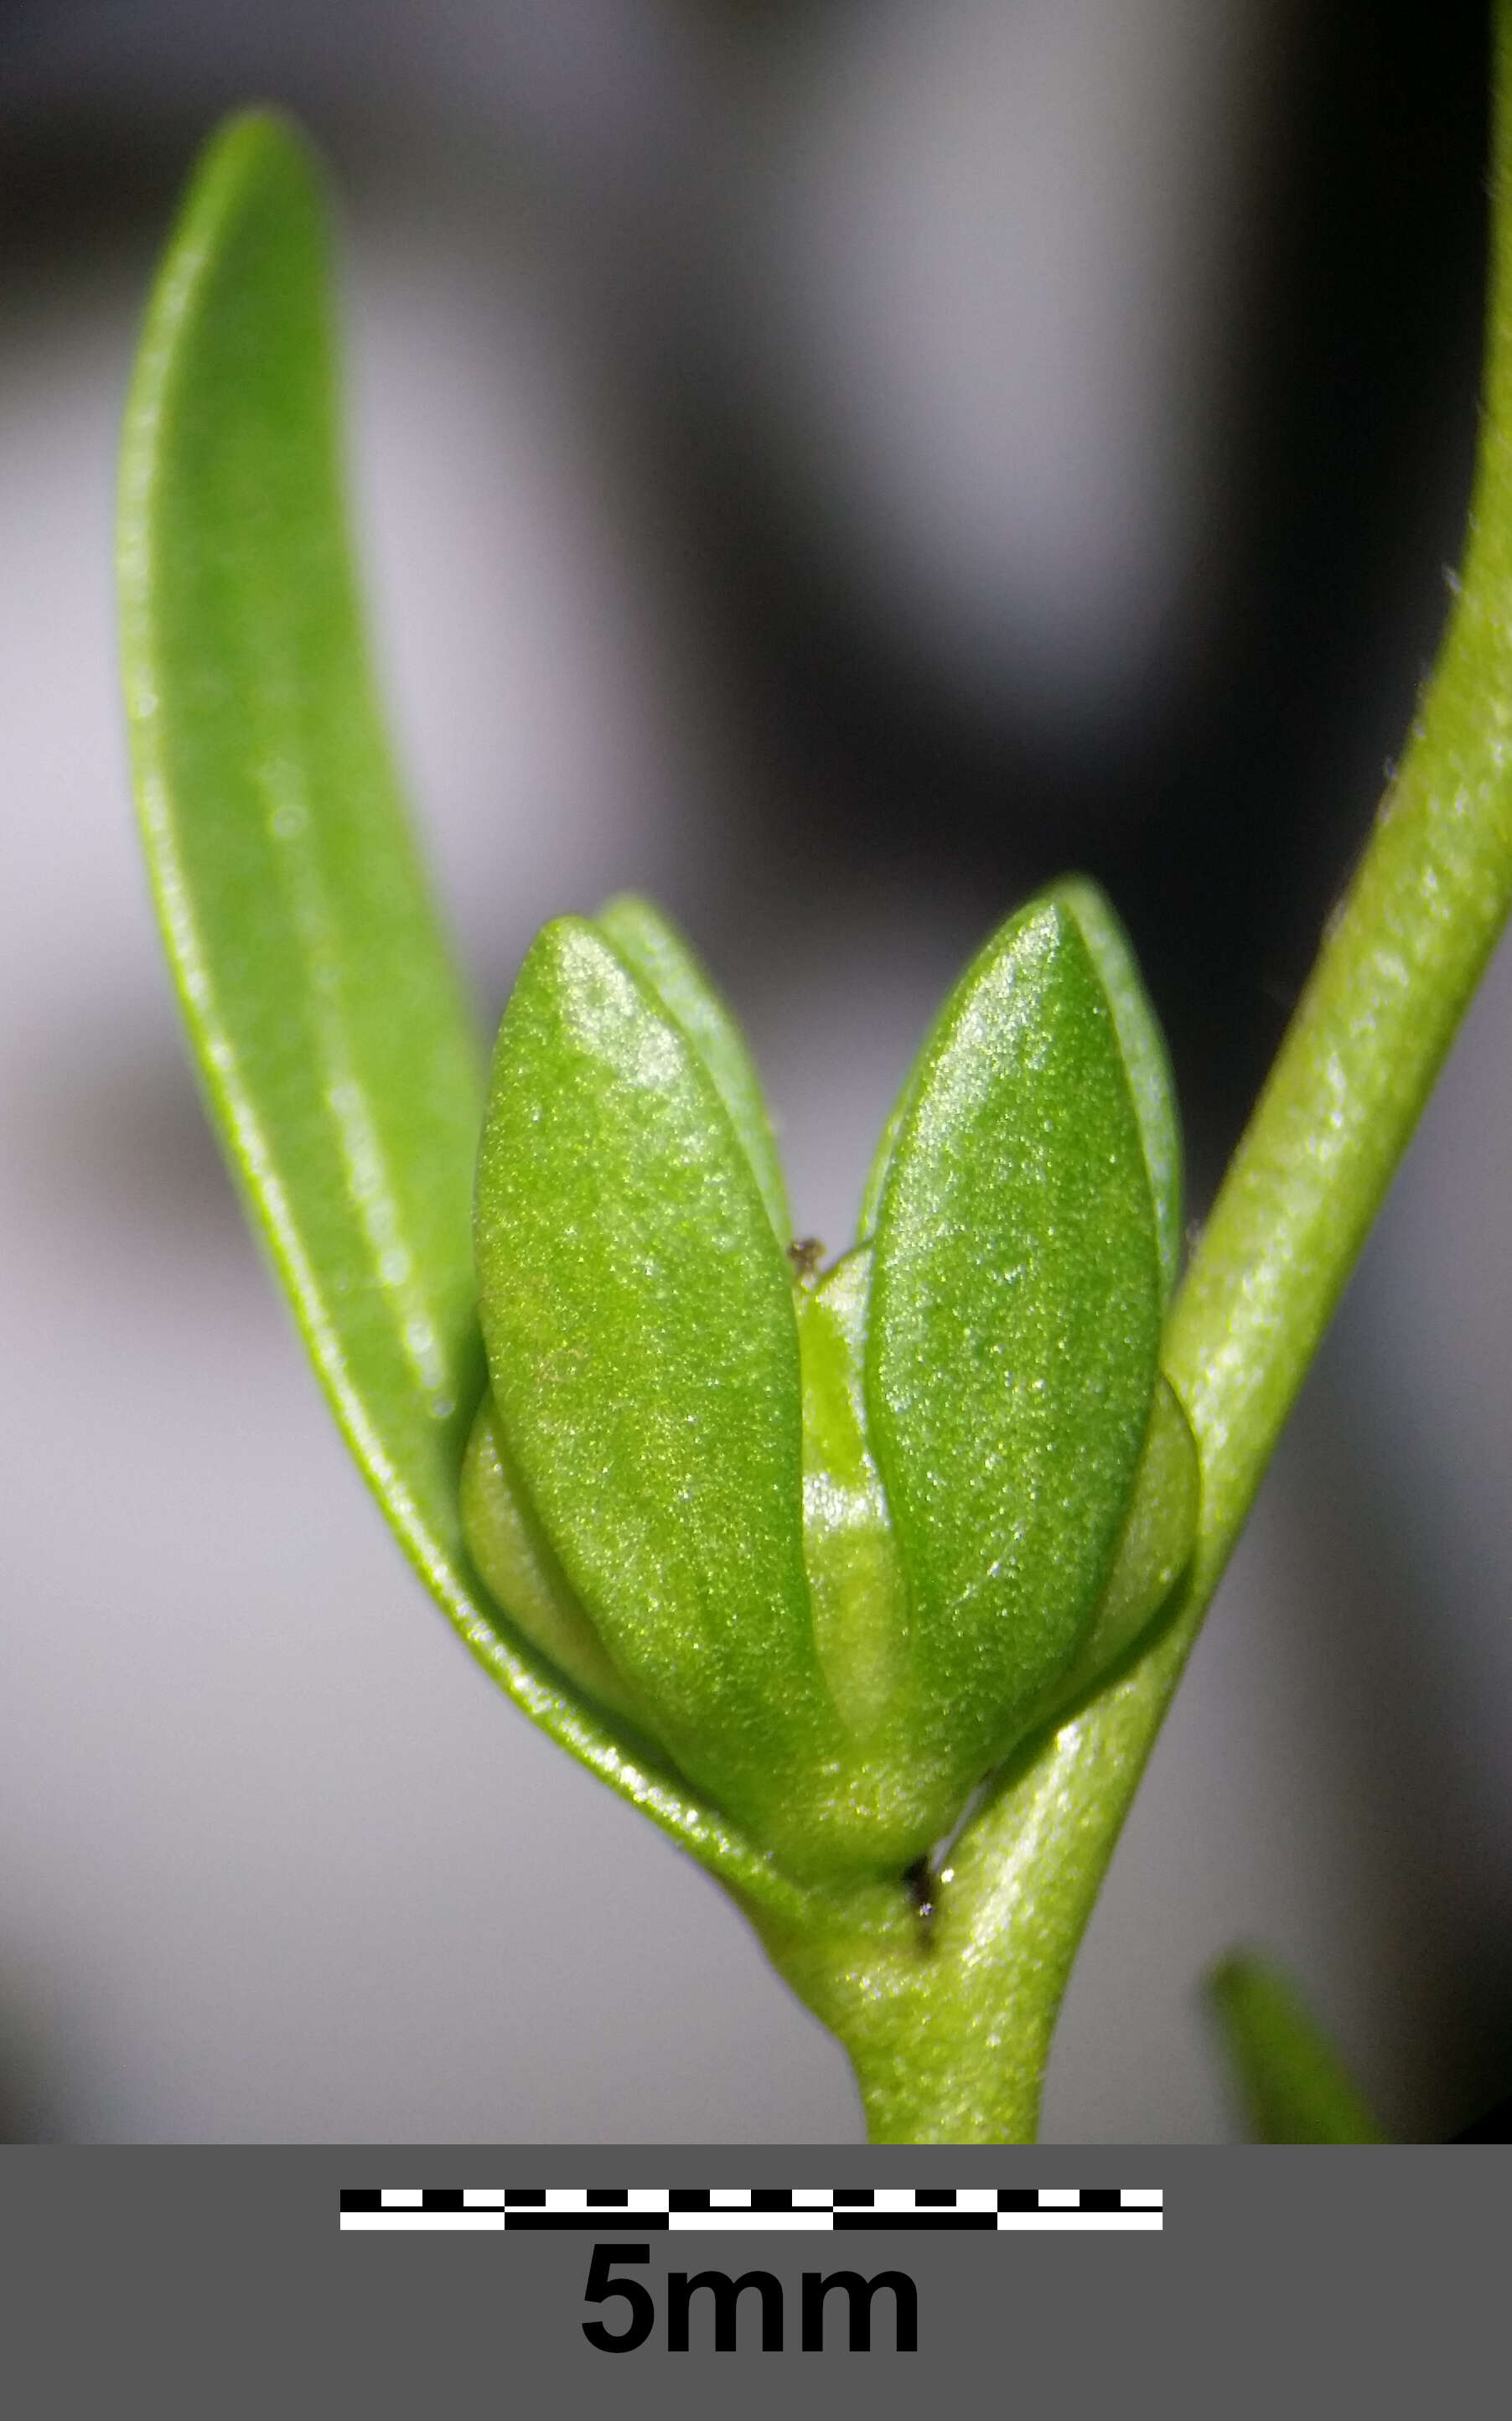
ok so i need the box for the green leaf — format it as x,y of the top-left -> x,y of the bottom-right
1050,878 -> 1183,1299
857,1076 -> 916,1243
474,917 -> 839,1852
857,879 -> 1180,1299
796,1249 -> 909,1739
119,110 -> 483,1588
461,1397 -> 650,1729
866,899 -> 1163,1778
595,895 -> 790,1244
792,1247 -> 971,1874
119,111 -> 816,1931
1039,1376 -> 1199,1716
1207,1953 -> 1386,2144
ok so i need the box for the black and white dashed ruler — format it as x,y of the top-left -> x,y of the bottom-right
340,2185 -> 1162,2232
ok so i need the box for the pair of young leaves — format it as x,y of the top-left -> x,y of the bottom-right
465,880 -> 1198,1887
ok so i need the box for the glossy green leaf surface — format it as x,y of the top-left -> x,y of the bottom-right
867,899 -> 1163,1776
595,894 -> 791,1244
1039,1376 -> 1198,1717
119,109 -> 484,1577
857,879 -> 1179,1296
1207,1954 -> 1385,2144
119,111 -> 814,1929
461,1396 -> 648,1729
1050,877 -> 1183,1299
474,917 -> 838,1846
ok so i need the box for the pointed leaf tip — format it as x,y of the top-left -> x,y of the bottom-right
1050,877 -> 1183,1300
594,894 -> 790,1244
867,898 -> 1164,1776
1207,1953 -> 1386,2144
120,102 -> 484,1584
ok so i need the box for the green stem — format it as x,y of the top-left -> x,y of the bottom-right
756,0 -> 1512,2140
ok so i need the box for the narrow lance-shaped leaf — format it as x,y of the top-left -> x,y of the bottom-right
867,899 -> 1164,1778
474,918 -> 840,1854
119,111 -> 483,1591
118,111 -> 814,1926
1207,1953 -> 1386,2144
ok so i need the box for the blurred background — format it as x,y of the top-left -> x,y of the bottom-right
2,0 -> 1509,2144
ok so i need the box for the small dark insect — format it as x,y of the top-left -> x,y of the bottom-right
904,1854 -> 935,1925
786,1236 -> 826,1282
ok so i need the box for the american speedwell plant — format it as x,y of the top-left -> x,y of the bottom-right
119,10 -> 1512,2140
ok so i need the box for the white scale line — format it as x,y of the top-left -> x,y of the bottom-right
342,2211 -> 1162,2234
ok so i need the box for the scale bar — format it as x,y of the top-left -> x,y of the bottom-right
339,2185 -> 1162,2234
